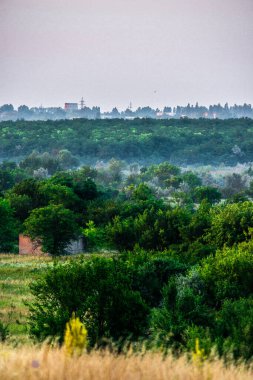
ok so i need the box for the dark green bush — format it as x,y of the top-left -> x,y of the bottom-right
215,298 -> 253,360
28,257 -> 149,346
0,321 -> 9,342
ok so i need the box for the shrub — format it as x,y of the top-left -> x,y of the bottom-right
0,321 -> 9,342
0,199 -> 18,252
215,298 -> 253,360
64,314 -> 88,355
206,202 -> 253,248
199,245 -> 253,306
28,257 -> 149,346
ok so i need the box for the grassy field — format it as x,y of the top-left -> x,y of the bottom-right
0,254 -> 253,379
0,345 -> 252,380
0,254 -> 52,342
0,253 -> 108,342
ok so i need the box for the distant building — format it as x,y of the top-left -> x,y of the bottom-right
19,234 -> 85,255
19,235 -> 43,255
64,103 -> 78,111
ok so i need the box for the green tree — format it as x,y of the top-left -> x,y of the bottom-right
57,149 -> 79,170
0,199 -> 18,252
24,204 -> 79,255
207,201 -> 253,248
132,183 -> 154,201
216,298 -> 253,360
199,244 -> 253,306
143,162 -> 181,187
38,182 -> 82,212
193,186 -> 221,204
150,273 -> 213,349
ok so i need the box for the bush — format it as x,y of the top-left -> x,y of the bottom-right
28,257 -> 149,346
206,202 -> 253,248
150,275 -> 213,349
199,244 -> 253,306
0,199 -> 18,252
128,254 -> 188,307
0,321 -> 9,342
215,298 -> 253,360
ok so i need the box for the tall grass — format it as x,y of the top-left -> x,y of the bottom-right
0,345 -> 252,380
0,254 -> 51,341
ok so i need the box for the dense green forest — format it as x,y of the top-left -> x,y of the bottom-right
0,150 -> 253,360
1,118 -> 253,165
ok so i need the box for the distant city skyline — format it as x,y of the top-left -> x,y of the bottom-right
1,0 -> 253,110
1,101 -> 252,122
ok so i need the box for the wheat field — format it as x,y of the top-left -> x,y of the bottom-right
0,345 -> 252,380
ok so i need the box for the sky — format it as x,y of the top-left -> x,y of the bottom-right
0,0 -> 253,111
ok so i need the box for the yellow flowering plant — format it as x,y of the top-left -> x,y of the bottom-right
191,338 -> 207,366
64,313 -> 88,356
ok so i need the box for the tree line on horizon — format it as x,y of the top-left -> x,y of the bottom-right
0,102 -> 252,121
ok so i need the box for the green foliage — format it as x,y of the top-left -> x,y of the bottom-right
143,162 -> 181,186
0,321 -> 9,342
132,183 -> 154,201
26,239 -> 253,360
181,172 -> 202,189
0,199 -> 18,252
39,182 -> 82,211
2,118 -> 253,165
19,150 -> 79,175
150,272 -> 213,348
185,200 -> 212,243
185,326 -> 213,356
207,201 -> 253,248
24,204 -> 80,255
82,221 -> 105,250
0,161 -> 28,193
50,171 -> 98,201
106,206 -> 192,251
28,257 -> 149,346
216,298 -> 253,360
20,151 -> 60,174
128,254 -> 188,307
7,193 -> 33,223
193,186 -> 221,204
199,244 -> 253,306
0,121 -> 253,361
106,216 -> 136,250
8,179 -> 44,220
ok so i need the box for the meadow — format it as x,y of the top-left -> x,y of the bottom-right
1,122 -> 253,378
0,254 -> 51,342
0,254 -> 253,380
0,344 -> 252,380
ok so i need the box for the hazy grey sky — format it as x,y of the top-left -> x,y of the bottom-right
0,0 -> 253,110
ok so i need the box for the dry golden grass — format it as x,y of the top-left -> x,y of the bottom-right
0,345 -> 252,380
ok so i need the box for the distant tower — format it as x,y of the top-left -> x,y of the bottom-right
80,97 -> 85,110
129,101 -> 133,110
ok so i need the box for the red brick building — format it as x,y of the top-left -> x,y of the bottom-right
19,234 -> 85,255
19,234 -> 44,255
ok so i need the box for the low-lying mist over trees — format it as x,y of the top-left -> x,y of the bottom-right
1,116 -> 253,361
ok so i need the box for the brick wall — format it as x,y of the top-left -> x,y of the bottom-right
19,234 -> 44,255
19,234 -> 85,255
